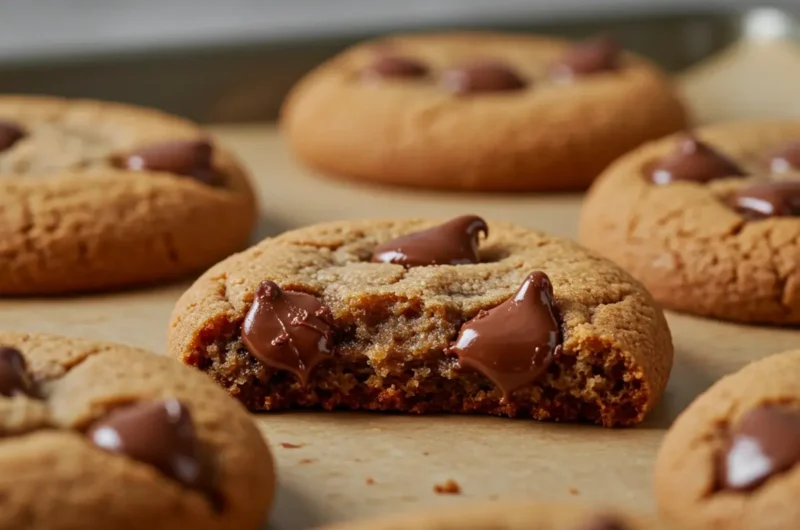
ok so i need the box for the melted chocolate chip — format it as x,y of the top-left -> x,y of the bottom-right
442,60 -> 526,94
575,514 -> 629,530
0,120 -> 25,152
87,399 -> 209,489
241,281 -> 335,386
448,271 -> 562,402
720,406 -> 800,491
362,55 -> 428,81
731,181 -> 800,219
120,139 -> 220,184
0,346 -> 33,398
650,136 -> 745,185
550,36 -> 622,80
371,215 -> 488,267
769,140 -> 800,173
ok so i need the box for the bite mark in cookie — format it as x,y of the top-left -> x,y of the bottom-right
169,218 -> 673,427
371,214 -> 488,266
449,271 -> 562,402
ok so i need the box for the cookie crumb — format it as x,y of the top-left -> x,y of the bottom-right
434,479 -> 461,495
489,495 -> 499,501
280,442 -> 304,449
366,477 -> 375,485
568,487 -> 580,495
422,451 -> 430,456
298,458 -> 315,465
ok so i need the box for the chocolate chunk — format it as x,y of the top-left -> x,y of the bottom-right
731,181 -> 800,219
0,346 -> 33,398
650,135 -> 745,185
575,514 -> 629,530
550,36 -> 622,80
442,60 -> 526,94
362,55 -> 428,81
371,215 -> 488,267
0,120 -> 25,152
769,140 -> 800,173
241,281 -> 335,386
448,271 -> 562,401
121,139 -> 220,184
720,406 -> 800,490
87,399 -> 209,489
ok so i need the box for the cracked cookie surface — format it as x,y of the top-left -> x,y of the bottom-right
0,331 -> 274,530
168,218 -> 673,427
579,121 -> 800,324
654,349 -> 800,530
320,500 -> 683,530
0,96 -> 256,295
281,32 -> 688,192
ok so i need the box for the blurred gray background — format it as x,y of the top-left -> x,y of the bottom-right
0,0 -> 797,122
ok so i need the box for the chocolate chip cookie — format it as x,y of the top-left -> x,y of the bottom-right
0,96 -> 257,295
579,122 -> 800,324
654,349 -> 800,529
0,331 -> 274,530
168,216 -> 673,427
318,500 -> 681,530
280,32 -> 688,192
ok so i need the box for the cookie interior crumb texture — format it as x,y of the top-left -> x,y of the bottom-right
169,219 -> 673,427
579,121 -> 800,324
0,96 -> 257,295
280,32 -> 688,191
0,332 -> 274,530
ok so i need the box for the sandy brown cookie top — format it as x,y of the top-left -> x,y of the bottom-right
0,96 -> 251,193
169,217 -> 673,423
579,121 -> 800,323
655,349 -> 800,530
318,500 -> 680,530
0,332 -> 273,530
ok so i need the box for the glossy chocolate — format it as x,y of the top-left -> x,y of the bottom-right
121,139 -> 220,184
720,406 -> 800,490
769,140 -> 800,173
87,399 -> 208,489
550,36 -> 621,80
0,120 -> 25,152
732,181 -> 800,219
442,60 -> 526,94
448,271 -> 562,401
371,215 -> 488,267
242,281 -> 335,386
0,346 -> 33,398
650,136 -> 745,185
362,55 -> 428,80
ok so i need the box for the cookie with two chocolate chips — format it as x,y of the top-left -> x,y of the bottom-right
654,349 -> 800,529
168,216 -> 673,427
580,121 -> 800,324
0,96 -> 256,294
0,332 -> 274,530
319,500 -> 681,530
281,32 -> 688,192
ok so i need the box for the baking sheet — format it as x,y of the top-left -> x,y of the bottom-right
2,39 -> 800,529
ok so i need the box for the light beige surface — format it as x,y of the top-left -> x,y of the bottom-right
1,39 -> 800,530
